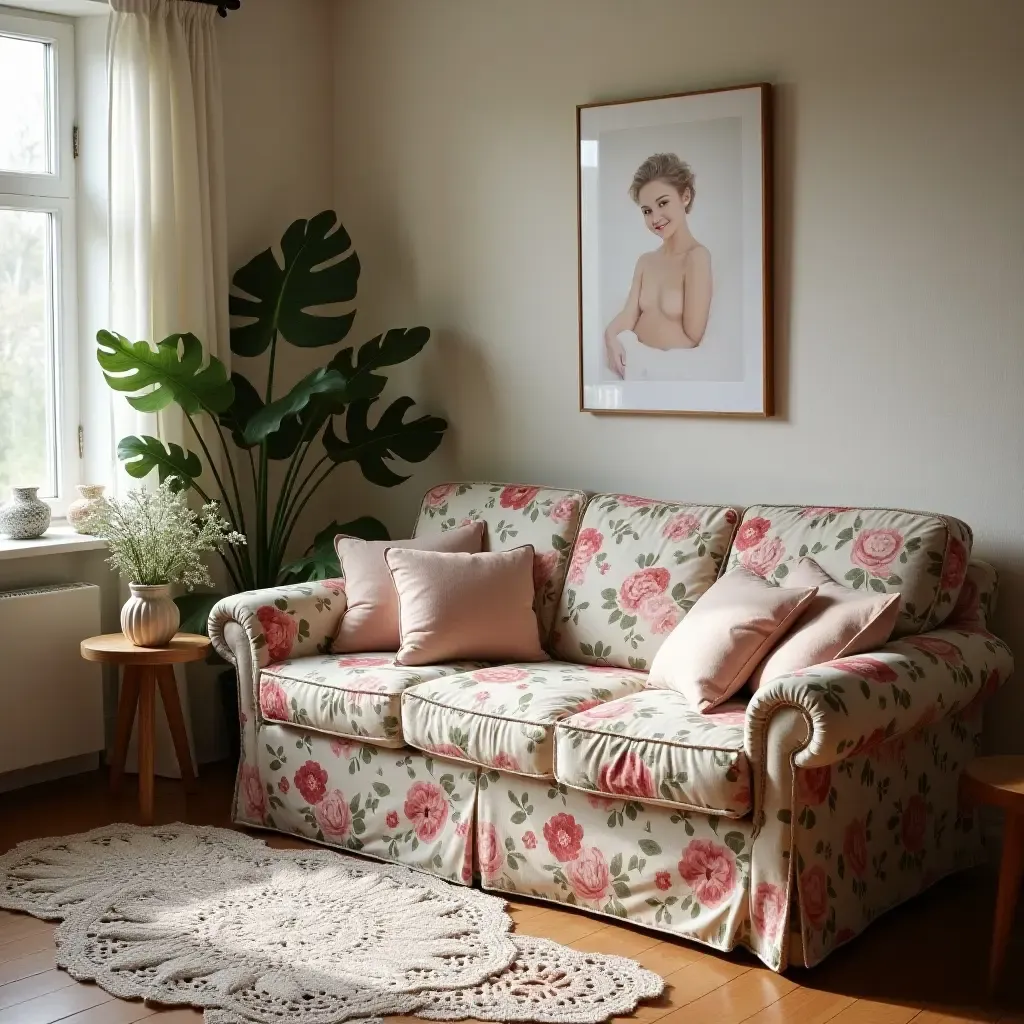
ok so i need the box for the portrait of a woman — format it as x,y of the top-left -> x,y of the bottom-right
603,153 -> 713,381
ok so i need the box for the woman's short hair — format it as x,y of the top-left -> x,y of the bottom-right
629,153 -> 696,213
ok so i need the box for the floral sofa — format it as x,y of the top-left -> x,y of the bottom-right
209,483 -> 1013,971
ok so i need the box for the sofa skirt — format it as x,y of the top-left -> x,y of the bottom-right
235,721 -> 478,886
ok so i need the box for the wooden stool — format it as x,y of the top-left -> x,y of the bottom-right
81,633 -> 210,824
961,755 -> 1024,992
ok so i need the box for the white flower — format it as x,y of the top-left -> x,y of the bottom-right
86,480 -> 246,589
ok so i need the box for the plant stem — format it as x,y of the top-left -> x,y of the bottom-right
218,548 -> 243,591
183,412 -> 251,587
213,418 -> 248,539
269,451 -> 329,575
255,334 -> 278,588
267,420 -> 321,577
276,458 -> 338,570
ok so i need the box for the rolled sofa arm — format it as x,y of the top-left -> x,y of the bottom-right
209,579 -> 347,725
745,627 -> 1014,770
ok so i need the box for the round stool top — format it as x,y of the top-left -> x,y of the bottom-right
81,633 -> 211,666
962,756 -> 1024,813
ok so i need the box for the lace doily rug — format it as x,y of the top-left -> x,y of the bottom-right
0,823 -> 663,1024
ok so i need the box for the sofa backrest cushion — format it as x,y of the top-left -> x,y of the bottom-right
412,482 -> 587,635
724,505 -> 973,637
549,494 -> 739,669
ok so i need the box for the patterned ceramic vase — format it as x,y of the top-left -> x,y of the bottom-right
121,584 -> 180,647
0,487 -> 52,540
67,484 -> 107,535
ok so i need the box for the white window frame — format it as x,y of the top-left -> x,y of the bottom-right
0,9 -> 79,516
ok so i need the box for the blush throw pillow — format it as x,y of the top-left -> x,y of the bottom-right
647,566 -> 817,712
332,521 -> 485,653
385,545 -> 547,666
750,557 -> 900,689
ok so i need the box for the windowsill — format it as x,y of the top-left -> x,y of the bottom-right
0,523 -> 107,562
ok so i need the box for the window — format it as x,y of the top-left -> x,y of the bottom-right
0,11 -> 78,513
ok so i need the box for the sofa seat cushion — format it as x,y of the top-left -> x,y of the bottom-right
554,690 -> 752,817
401,662 -> 647,777
259,653 -> 484,748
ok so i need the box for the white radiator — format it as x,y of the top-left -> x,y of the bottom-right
0,583 -> 104,774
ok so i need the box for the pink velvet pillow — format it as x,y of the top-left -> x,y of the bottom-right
750,558 -> 899,689
647,566 -> 817,712
385,545 -> 547,666
332,521 -> 484,653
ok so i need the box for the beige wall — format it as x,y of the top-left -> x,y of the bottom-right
330,0 -> 1024,751
219,0 -> 338,568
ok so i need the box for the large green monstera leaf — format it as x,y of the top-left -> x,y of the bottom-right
229,211 -> 360,356
118,436 -> 204,490
97,331 -> 234,415
323,397 -> 447,487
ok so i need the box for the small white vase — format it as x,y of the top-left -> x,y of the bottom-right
121,584 -> 180,648
0,487 -> 51,540
67,484 -> 107,535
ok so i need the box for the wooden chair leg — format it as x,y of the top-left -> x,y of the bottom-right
137,668 -> 156,825
110,667 -> 141,793
990,812 -> 1024,992
158,665 -> 197,793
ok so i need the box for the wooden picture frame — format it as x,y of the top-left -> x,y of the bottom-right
577,83 -> 773,417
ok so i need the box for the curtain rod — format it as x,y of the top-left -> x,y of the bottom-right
180,0 -> 241,17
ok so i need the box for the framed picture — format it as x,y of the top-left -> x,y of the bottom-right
577,83 -> 773,417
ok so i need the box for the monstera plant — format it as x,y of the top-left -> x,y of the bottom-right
97,210 -> 446,632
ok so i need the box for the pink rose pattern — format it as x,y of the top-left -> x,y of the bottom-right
533,550 -> 560,591
315,789 -> 352,840
637,592 -> 680,634
404,781 -> 449,841
618,567 -> 671,612
751,882 -> 786,942
550,497 -> 578,523
567,847 -> 610,902
741,536 -> 785,577
663,512 -> 701,541
851,528 -> 904,576
543,813 -> 584,862
259,681 -> 289,722
500,485 -> 540,510
597,752 -> 656,800
239,763 -> 266,823
734,516 -> 771,552
472,666 -> 530,684
293,760 -> 329,805
256,605 -> 299,663
567,527 -> 604,585
678,840 -> 738,908
424,483 -> 455,508
476,821 -> 505,880
800,864 -> 829,929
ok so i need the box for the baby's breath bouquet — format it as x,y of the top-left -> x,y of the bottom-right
88,480 -> 246,589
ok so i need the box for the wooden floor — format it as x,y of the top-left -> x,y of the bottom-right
1,763 -> 1023,1024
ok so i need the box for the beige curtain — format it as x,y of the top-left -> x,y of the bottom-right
107,0 -> 230,774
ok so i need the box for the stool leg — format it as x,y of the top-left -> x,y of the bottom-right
137,667 -> 156,825
110,666 -> 141,793
990,812 -> 1024,992
158,665 -> 197,793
